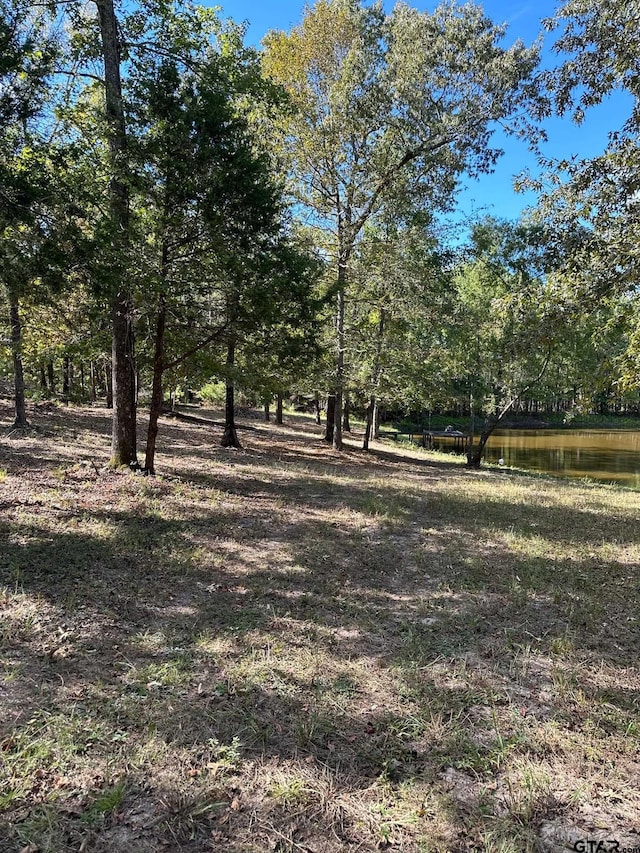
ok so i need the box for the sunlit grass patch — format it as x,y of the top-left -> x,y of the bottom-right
121,657 -> 192,691
268,774 -> 311,807
194,631 -> 239,658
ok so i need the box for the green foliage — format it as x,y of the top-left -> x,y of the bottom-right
451,219 -> 561,411
262,0 -> 542,444
120,6 -> 323,413
263,0 -> 541,235
347,220 -> 455,412
199,381 -> 226,405
520,0 -> 640,409
531,0 -> 640,295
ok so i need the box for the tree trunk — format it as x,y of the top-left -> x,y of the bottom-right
363,310 -> 385,451
9,289 -> 28,428
332,259 -> 347,450
264,400 -> 270,421
109,281 -> 137,465
342,392 -> 351,432
96,0 -> 137,467
372,400 -> 381,440
105,362 -> 113,408
221,339 -> 242,448
39,363 -> 47,395
80,363 -> 85,397
47,360 -> 56,395
466,415 -> 497,468
314,392 -> 321,425
62,354 -> 70,400
466,392 -> 476,460
90,361 -> 97,402
325,393 -> 335,443
144,294 -> 166,474
363,397 -> 374,451
466,351 -> 552,468
276,392 -> 283,425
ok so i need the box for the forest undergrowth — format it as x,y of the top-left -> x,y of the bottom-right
1,401 -> 639,852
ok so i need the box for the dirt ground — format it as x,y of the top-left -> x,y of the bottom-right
1,400 -> 639,852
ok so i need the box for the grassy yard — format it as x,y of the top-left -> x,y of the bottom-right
1,401 -> 639,853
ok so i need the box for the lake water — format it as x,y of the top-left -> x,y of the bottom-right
484,429 -> 640,487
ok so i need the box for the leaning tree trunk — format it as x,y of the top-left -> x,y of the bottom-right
96,0 -> 137,467
9,288 -> 28,428
466,353 -> 553,468
221,339 -> 242,449
144,294 -> 166,474
466,414 -> 498,468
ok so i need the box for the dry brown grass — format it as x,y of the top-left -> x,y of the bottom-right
0,400 -> 639,852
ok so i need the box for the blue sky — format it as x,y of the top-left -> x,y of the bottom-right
213,0 -> 632,224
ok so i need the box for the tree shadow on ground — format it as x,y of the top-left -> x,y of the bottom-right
1,404 -> 639,852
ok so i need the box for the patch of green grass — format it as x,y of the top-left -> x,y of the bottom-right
12,803 -> 68,853
268,776 -> 309,806
123,658 -> 192,690
82,779 -> 127,826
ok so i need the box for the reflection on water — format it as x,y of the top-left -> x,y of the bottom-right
484,429 -> 640,486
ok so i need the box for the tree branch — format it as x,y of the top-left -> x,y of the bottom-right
351,133 -> 458,237
496,343 -> 554,422
162,320 -> 232,371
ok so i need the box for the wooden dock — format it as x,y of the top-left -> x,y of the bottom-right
423,429 -> 468,452
380,428 -> 468,452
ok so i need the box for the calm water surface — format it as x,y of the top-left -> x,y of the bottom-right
484,429 -> 640,486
